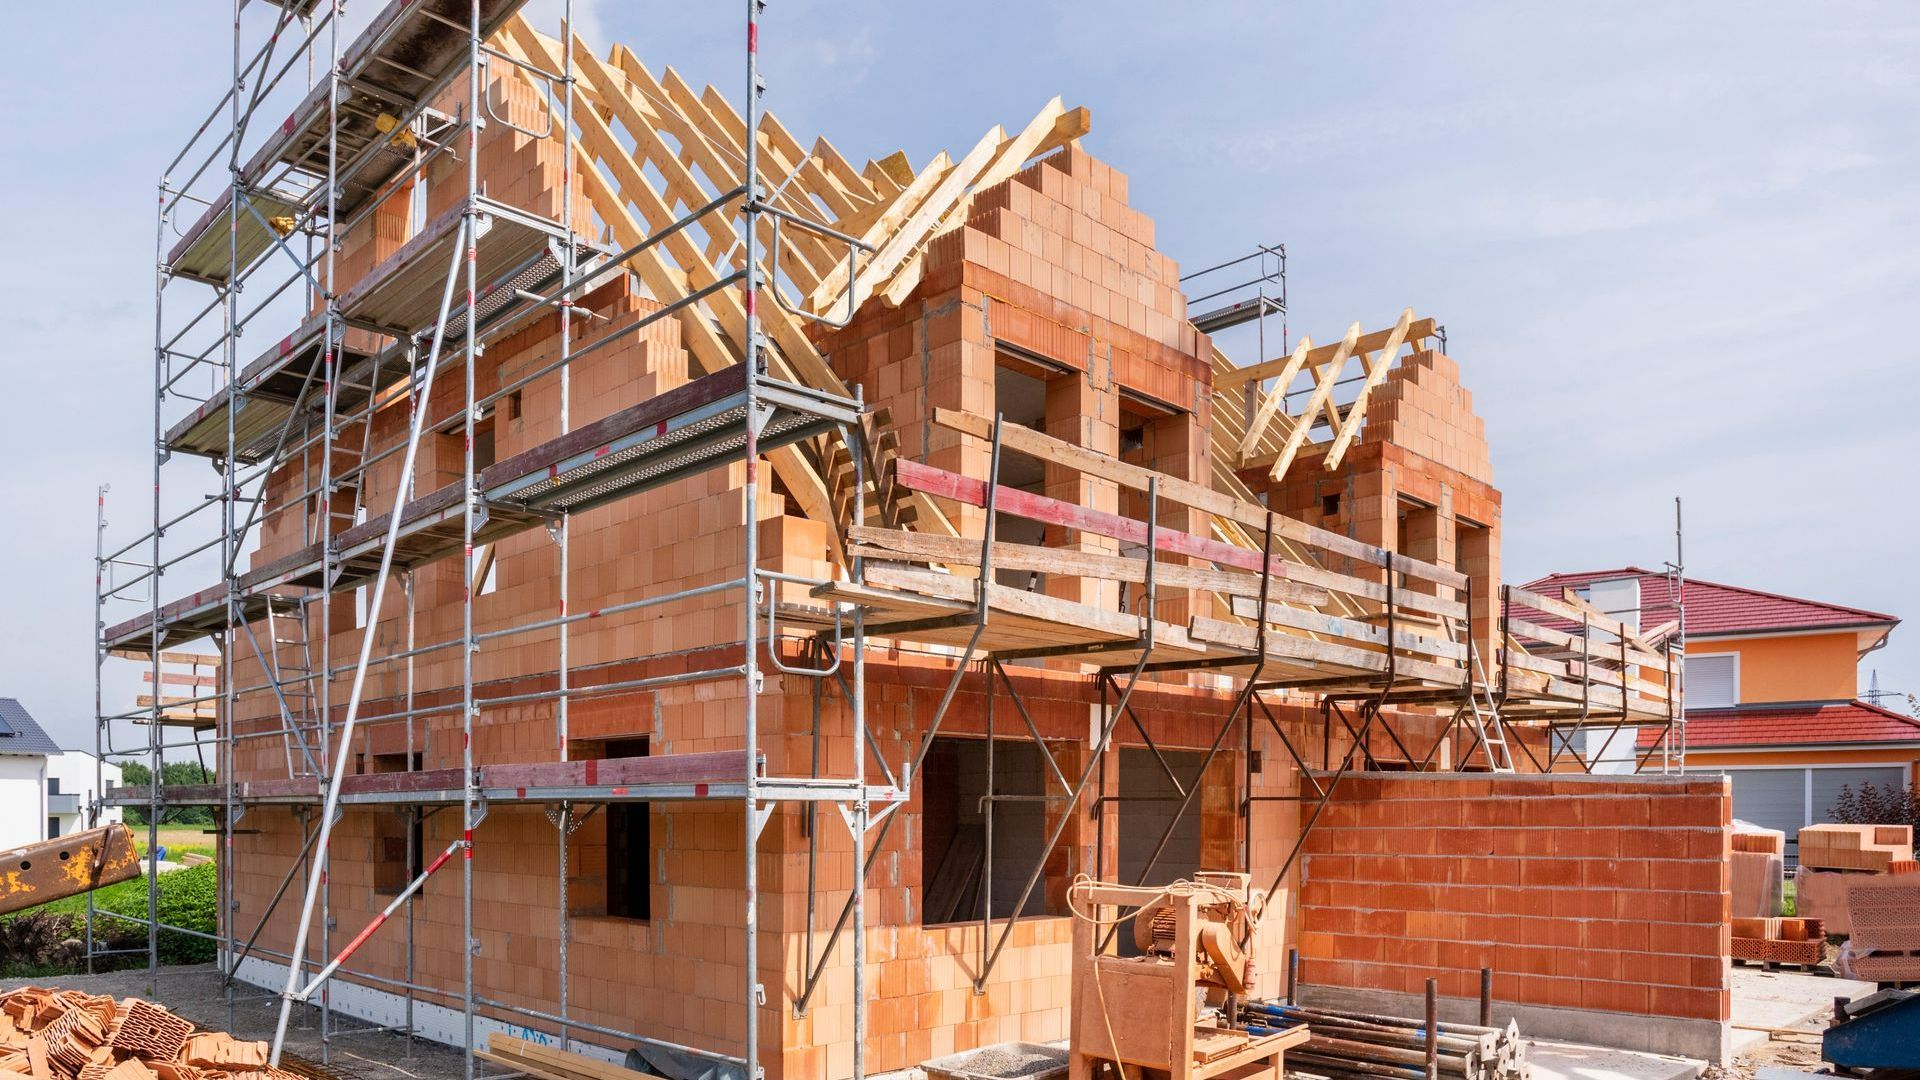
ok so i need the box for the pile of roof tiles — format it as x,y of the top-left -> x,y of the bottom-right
0,988 -> 298,1080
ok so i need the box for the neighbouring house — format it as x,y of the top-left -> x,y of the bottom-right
0,698 -> 69,847
1527,568 -> 1912,858
0,699 -> 122,847
47,748 -> 123,838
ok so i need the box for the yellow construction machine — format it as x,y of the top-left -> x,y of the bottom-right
0,824 -> 143,916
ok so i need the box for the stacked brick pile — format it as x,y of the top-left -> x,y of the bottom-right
0,989 -> 293,1080
1730,828 -> 1785,917
1799,824 -> 1914,872
1846,873 -> 1920,982
1729,917 -> 1824,968
1795,824 -> 1917,933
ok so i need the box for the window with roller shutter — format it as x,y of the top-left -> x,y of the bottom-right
1686,653 -> 1738,709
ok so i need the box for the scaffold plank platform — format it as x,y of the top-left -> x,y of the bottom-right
102,750 -> 905,807
164,313 -> 378,461
167,186 -> 305,286
107,364 -> 856,651
338,200 -> 563,335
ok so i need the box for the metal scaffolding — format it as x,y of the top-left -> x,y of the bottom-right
92,3 -> 889,1080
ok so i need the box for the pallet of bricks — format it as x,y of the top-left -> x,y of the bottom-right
1795,824 -> 1918,935
1731,826 -> 1786,918
1730,917 -> 1825,970
0,987 -> 293,1080
1844,863 -> 1920,985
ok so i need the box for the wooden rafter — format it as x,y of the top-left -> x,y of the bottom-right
500,19 -> 959,555
1323,306 -> 1414,469
1266,321 -> 1359,480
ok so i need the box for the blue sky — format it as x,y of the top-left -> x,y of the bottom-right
0,2 -> 1915,750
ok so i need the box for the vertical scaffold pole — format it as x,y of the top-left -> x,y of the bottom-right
742,3 -> 766,1077
461,1 -> 483,1076
555,0 -> 576,1047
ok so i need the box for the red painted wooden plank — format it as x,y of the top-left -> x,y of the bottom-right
893,459 -> 1299,582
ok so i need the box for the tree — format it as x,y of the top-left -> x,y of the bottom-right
1829,781 -> 1920,833
116,761 -> 215,826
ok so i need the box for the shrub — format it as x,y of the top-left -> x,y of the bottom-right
1829,782 -> 1920,834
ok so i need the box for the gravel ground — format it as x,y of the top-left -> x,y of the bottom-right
0,965 -> 473,1080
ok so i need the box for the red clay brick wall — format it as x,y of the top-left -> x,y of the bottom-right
1298,773 -> 1731,1023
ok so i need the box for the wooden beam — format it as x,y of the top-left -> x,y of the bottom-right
1323,307 -> 1415,469
607,47 -> 834,291
838,122 -> 1007,309
499,24 -> 843,554
878,101 -> 1092,306
1214,317 -> 1440,390
1238,334 -> 1311,459
1269,322 -> 1359,481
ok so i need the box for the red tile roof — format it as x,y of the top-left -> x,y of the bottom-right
1636,699 -> 1920,748
1525,567 -> 1898,638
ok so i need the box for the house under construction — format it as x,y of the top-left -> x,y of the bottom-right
92,3 -> 1733,1079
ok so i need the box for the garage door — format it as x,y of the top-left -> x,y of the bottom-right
1728,769 -> 1806,838
1812,767 -> 1907,822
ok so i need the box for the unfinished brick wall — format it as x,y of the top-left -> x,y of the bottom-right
1297,773 -> 1731,1025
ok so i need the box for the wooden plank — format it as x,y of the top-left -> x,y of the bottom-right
488,1036 -> 665,1080
1228,595 -> 1467,662
1504,585 -> 1650,650
848,525 -> 1331,606
498,27 -> 844,551
1189,616 -> 1465,686
143,670 -> 217,687
862,564 -> 1136,641
894,459 -> 1307,587
1238,334 -> 1312,458
1322,307 -> 1414,468
1558,586 -> 1661,654
1215,317 -> 1441,389
111,649 -> 219,665
858,564 -> 1222,660
879,101 -> 1092,306
1269,322 -> 1359,480
930,407 -> 1468,592
1507,616 -> 1666,669
806,150 -> 953,313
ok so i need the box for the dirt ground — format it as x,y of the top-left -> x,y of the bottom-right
1717,1031 -> 1831,1080
0,965 -> 473,1080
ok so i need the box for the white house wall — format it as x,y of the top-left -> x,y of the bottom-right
0,755 -> 48,848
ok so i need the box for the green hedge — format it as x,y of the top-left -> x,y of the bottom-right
8,863 -> 219,967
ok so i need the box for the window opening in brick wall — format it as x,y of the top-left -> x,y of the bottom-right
603,737 -> 652,921
921,735 -> 1061,925
370,752 -> 424,895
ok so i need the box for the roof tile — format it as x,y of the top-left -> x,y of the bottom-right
1636,699 -> 1920,748
1524,567 -> 1898,637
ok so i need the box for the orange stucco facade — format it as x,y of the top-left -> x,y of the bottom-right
1687,631 -> 1862,705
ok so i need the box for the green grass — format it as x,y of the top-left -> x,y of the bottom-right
130,825 -> 218,861
1782,876 -> 1797,917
